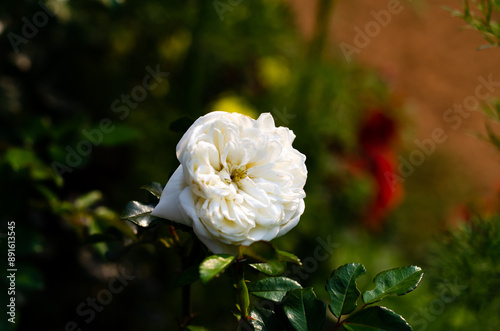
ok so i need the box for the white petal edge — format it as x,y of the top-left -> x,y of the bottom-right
276,199 -> 305,237
191,219 -> 240,255
176,112 -> 231,161
178,188 -> 239,255
151,165 -> 192,226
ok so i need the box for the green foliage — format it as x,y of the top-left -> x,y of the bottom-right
343,306 -> 411,331
0,0 -> 442,329
248,277 -> 302,302
327,263 -> 366,317
247,307 -> 282,331
324,264 -> 421,331
282,288 -> 326,331
249,262 -> 287,276
450,0 -> 500,48
276,250 -> 302,265
239,241 -> 279,263
174,264 -> 201,288
121,200 -> 156,227
362,266 -> 424,305
140,182 -> 164,199
194,256 -> 422,330
428,215 -> 500,329
199,254 -> 236,284
478,98 -> 500,152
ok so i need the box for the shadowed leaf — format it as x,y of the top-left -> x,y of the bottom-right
249,277 -> 302,302
140,182 -> 164,199
239,241 -> 278,262
283,288 -> 326,331
343,306 -> 411,331
248,307 -> 283,331
121,201 -> 155,227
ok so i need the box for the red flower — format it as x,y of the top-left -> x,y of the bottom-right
358,111 -> 403,230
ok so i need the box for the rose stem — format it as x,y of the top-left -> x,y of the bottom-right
234,262 -> 250,323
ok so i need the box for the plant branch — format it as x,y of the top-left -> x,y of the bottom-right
234,262 -> 250,322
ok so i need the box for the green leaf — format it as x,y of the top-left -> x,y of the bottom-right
240,242 -> 288,274
250,262 -> 286,276
326,263 -> 366,318
282,288 -> 326,331
248,307 -> 283,331
362,266 -> 424,305
239,241 -> 278,263
5,148 -> 35,170
278,250 -> 302,265
74,190 -> 103,209
199,254 -> 235,284
249,277 -> 302,302
343,306 -> 411,331
121,201 -> 155,227
140,182 -> 164,199
174,264 -> 200,288
94,206 -> 137,240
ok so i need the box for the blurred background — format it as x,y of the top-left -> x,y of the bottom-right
1,0 -> 500,330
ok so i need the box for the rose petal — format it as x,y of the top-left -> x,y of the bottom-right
192,217 -> 239,255
177,112 -> 227,161
165,111 -> 307,254
256,112 -> 275,130
277,199 -> 305,237
151,166 -> 192,226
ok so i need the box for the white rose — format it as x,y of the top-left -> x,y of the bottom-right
151,111 -> 307,255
